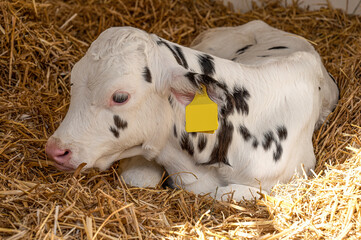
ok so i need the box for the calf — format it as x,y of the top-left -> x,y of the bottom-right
45,20 -> 339,201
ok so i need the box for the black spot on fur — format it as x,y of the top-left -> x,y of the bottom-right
110,115 -> 127,138
328,72 -> 336,84
198,54 -> 215,75
180,132 -> 194,156
236,44 -> 253,55
260,127 -> 286,161
184,72 -> 226,93
184,72 -> 234,118
252,137 -> 259,148
110,127 -> 119,138
319,87 -> 321,91
205,120 -> 233,166
258,55 -> 271,58
233,87 -> 250,115
191,132 -> 197,137
328,72 -> 340,111
262,131 -> 274,150
239,125 -> 251,141
273,143 -> 283,161
157,40 -> 184,67
268,46 -> 288,50
197,135 -> 207,153
198,74 -> 219,86
184,72 -> 197,87
114,115 -> 128,129
173,124 -> 178,138
220,93 -> 235,118
143,66 -> 152,83
183,77 -> 250,119
168,96 -> 174,108
161,171 -> 176,189
231,57 -> 237,61
174,46 -> 189,69
277,126 -> 288,141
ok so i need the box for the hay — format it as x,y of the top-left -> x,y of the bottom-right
264,142 -> 361,239
0,0 -> 360,239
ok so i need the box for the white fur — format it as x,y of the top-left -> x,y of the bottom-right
191,20 -> 339,128
47,21 -> 339,201
118,156 -> 164,187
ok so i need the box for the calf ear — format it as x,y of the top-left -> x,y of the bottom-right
168,68 -> 228,106
146,47 -> 227,106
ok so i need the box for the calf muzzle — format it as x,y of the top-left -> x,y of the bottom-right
45,138 -> 74,171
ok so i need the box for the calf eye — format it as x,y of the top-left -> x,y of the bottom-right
112,91 -> 129,104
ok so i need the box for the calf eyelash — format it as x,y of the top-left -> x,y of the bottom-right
111,91 -> 130,105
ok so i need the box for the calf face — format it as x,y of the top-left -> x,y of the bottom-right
46,27 -> 174,171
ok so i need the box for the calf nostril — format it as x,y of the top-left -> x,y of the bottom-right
62,150 -> 70,156
57,149 -> 71,158
45,140 -> 73,168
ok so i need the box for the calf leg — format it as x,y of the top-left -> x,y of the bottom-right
183,174 -> 266,201
215,184 -> 266,201
118,156 -> 164,188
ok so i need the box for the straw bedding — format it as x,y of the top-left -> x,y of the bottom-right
0,0 -> 360,239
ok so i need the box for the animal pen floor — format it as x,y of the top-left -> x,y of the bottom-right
0,0 -> 360,239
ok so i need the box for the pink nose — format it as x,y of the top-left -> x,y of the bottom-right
45,139 -> 73,170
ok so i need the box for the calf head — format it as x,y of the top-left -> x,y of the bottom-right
46,27 -> 173,171
46,27 -> 227,171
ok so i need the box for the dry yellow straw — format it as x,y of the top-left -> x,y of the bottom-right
0,0 -> 360,239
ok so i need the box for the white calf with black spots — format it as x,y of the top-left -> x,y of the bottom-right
46,20 -> 339,201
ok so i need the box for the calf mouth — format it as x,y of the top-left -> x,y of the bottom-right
53,162 -> 77,172
54,162 -> 88,173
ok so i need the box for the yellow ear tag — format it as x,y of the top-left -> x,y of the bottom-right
185,86 -> 218,134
